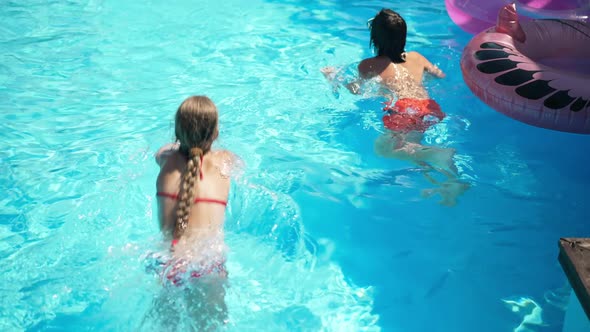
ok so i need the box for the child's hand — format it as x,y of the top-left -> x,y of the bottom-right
321,66 -> 339,80
345,81 -> 361,95
427,65 -> 445,78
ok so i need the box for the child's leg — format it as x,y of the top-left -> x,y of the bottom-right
416,146 -> 458,177
375,133 -> 457,175
185,276 -> 228,331
421,178 -> 471,207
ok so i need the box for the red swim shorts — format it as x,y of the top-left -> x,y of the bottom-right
382,98 -> 445,133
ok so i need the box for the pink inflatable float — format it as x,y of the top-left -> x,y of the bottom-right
446,0 -> 590,34
460,4 -> 590,133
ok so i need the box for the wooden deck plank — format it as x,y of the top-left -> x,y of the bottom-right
558,238 -> 590,320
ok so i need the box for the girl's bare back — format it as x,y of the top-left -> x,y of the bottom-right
156,145 -> 232,239
358,51 -> 444,99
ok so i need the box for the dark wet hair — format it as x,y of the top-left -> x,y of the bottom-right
369,9 -> 407,63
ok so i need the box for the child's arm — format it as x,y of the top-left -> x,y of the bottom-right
345,80 -> 362,94
321,66 -> 363,95
321,66 -> 339,81
425,62 -> 445,78
415,52 -> 445,78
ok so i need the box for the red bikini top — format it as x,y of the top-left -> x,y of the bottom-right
156,192 -> 227,206
157,154 -> 227,206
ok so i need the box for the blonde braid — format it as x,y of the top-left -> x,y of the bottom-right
174,148 -> 203,238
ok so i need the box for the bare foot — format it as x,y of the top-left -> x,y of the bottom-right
422,179 -> 470,207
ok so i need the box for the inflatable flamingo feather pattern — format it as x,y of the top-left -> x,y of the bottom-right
460,4 -> 590,134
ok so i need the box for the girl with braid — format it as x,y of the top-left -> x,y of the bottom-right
155,95 -> 232,249
150,95 -> 235,328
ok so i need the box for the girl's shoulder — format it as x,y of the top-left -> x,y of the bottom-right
209,150 -> 243,179
358,56 -> 390,78
405,51 -> 426,62
209,149 -> 236,162
155,142 -> 180,167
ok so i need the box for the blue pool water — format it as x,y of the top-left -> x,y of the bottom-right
1,0 -> 590,331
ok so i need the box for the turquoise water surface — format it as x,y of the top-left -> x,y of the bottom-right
1,0 -> 590,331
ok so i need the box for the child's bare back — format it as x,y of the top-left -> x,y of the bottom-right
359,52 -> 444,99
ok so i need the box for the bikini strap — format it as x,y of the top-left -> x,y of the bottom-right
199,154 -> 204,180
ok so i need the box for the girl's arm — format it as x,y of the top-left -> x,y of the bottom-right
424,59 -> 445,78
321,66 -> 363,95
425,62 -> 445,78
414,52 -> 445,78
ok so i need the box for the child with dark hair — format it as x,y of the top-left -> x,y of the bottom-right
323,9 -> 468,206
360,9 -> 452,169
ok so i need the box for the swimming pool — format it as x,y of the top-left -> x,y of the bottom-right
1,0 -> 589,330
